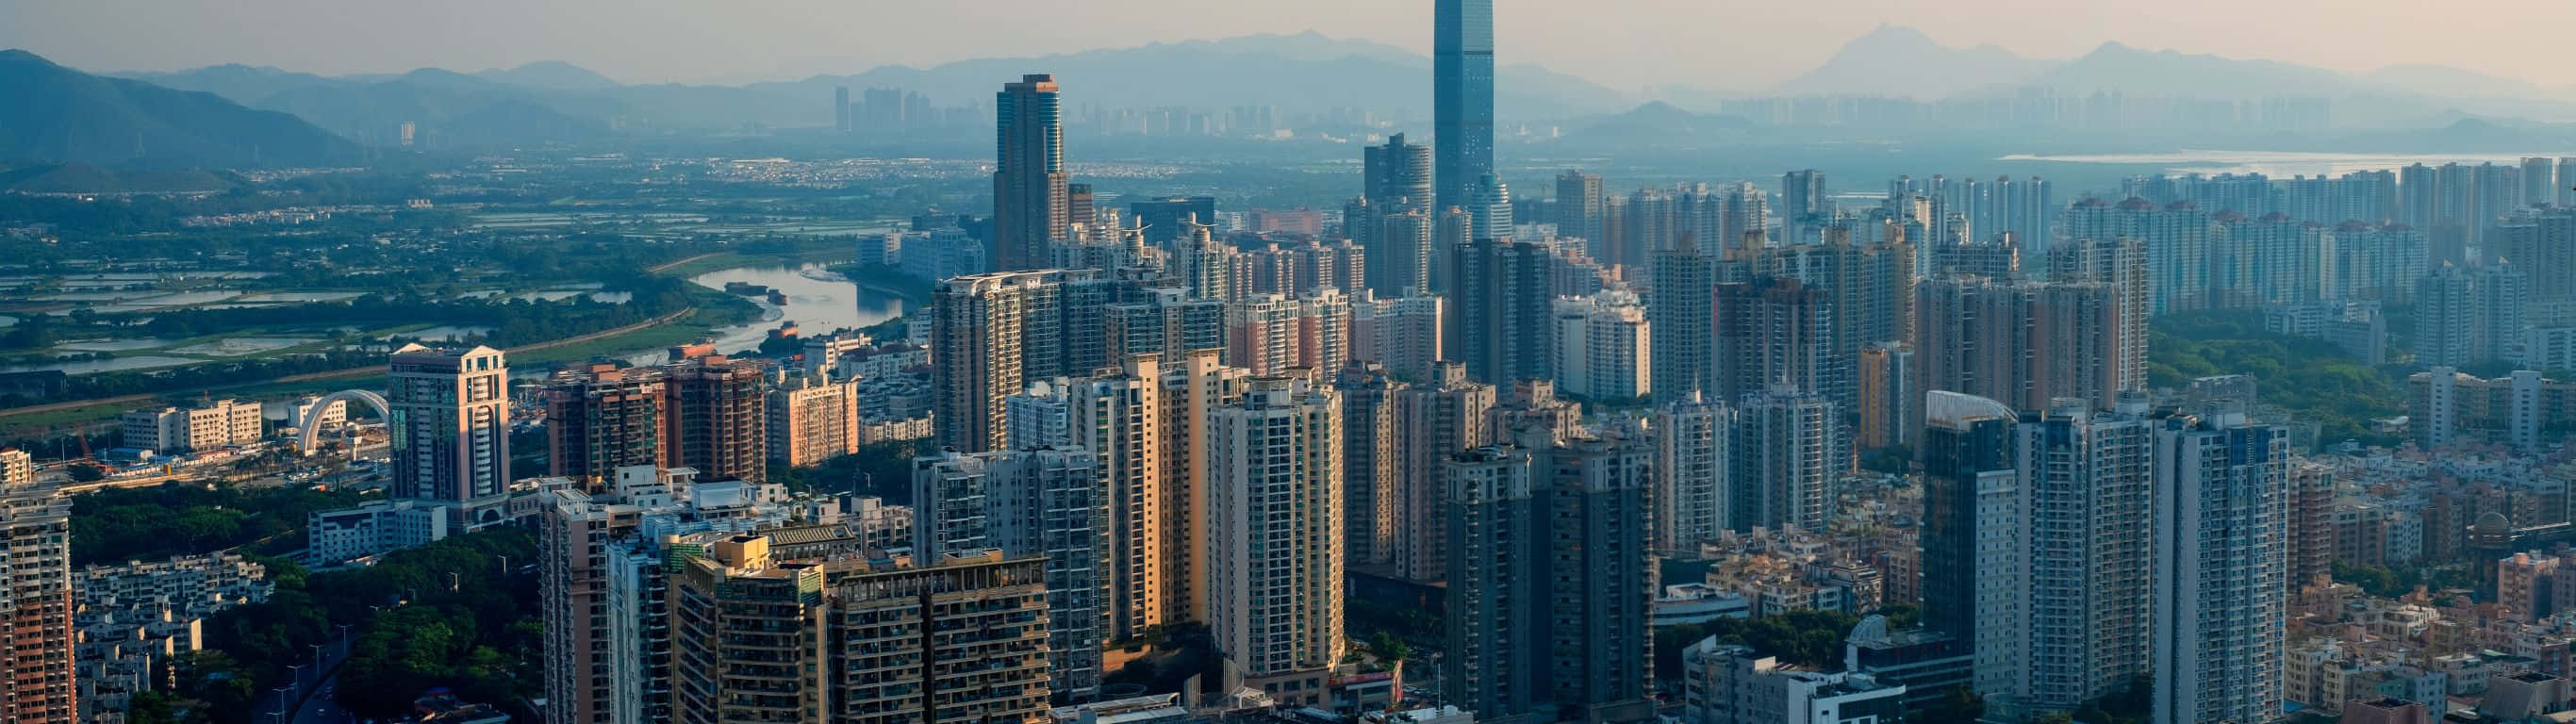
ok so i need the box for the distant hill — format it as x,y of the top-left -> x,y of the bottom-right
759,31 -> 1631,125
1771,25 -> 2046,99
0,49 -> 359,168
246,68 -> 611,146
116,32 -> 1635,140
2023,41 -> 2361,98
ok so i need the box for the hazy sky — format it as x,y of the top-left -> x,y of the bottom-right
5,0 -> 2569,91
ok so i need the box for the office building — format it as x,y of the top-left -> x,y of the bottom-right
1551,290 -> 1652,401
119,399 -> 260,452
1729,386 -> 1842,534
388,344 -> 511,518
2014,395 -> 2155,712
1206,376 -> 1344,705
1129,196 -> 1216,250
913,449 -> 1111,699
2150,406 -> 2287,724
1433,0 -> 1494,213
1918,391 -> 2023,698
995,74 -> 1068,272
1445,432 -> 1657,724
668,538 -> 1050,724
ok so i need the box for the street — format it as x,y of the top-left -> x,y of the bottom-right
267,628 -> 355,724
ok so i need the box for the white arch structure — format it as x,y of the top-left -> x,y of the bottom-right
298,389 -> 390,454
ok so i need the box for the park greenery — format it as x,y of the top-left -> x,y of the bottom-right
141,531 -> 539,724
69,483 -> 366,566
2147,309 -> 2405,449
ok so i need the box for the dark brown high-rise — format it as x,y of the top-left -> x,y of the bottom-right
662,355 -> 768,483
994,74 -> 1066,272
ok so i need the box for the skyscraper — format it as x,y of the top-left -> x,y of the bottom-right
2151,406 -> 2287,724
1781,169 -> 1829,245
1206,375 -> 1345,705
933,269 -> 1090,452
1395,362 -> 1495,582
667,539 -> 1050,724
542,365 -> 668,486
834,86 -> 850,132
1728,385 -> 1842,534
1550,290 -> 1652,401
388,343 -> 511,517
1448,237 -> 1555,385
1445,432 -> 1658,724
1918,390 -> 2023,699
1654,391 -> 1731,551
1336,363 -> 1401,570
1714,277 -> 1844,408
2048,235 -> 2148,394
1433,0 -> 1494,213
1649,239 -> 1718,403
0,485 -> 72,724
2015,395 -> 2154,712
1557,171 -> 1608,259
660,355 -> 768,484
1365,133 -> 1434,210
994,74 -> 1068,272
912,448 -> 1112,699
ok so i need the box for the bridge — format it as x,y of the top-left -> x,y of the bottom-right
296,389 -> 389,454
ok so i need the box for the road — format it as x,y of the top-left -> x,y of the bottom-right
268,631 -> 355,724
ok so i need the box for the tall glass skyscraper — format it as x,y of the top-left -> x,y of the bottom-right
994,74 -> 1066,272
1433,0 -> 1494,214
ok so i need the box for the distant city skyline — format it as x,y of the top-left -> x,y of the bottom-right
6,0 -> 2574,95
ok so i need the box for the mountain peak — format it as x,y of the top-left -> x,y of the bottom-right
1771,25 -> 2044,98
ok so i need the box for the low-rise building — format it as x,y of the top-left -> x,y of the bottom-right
306,499 -> 451,565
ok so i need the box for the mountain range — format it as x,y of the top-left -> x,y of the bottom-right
11,26 -> 2576,171
99,32 -> 1632,147
0,49 -> 358,169
1762,26 -> 2576,126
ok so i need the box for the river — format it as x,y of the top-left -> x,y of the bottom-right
623,263 -> 908,365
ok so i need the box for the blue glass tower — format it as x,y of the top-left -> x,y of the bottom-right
1434,0 -> 1494,216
